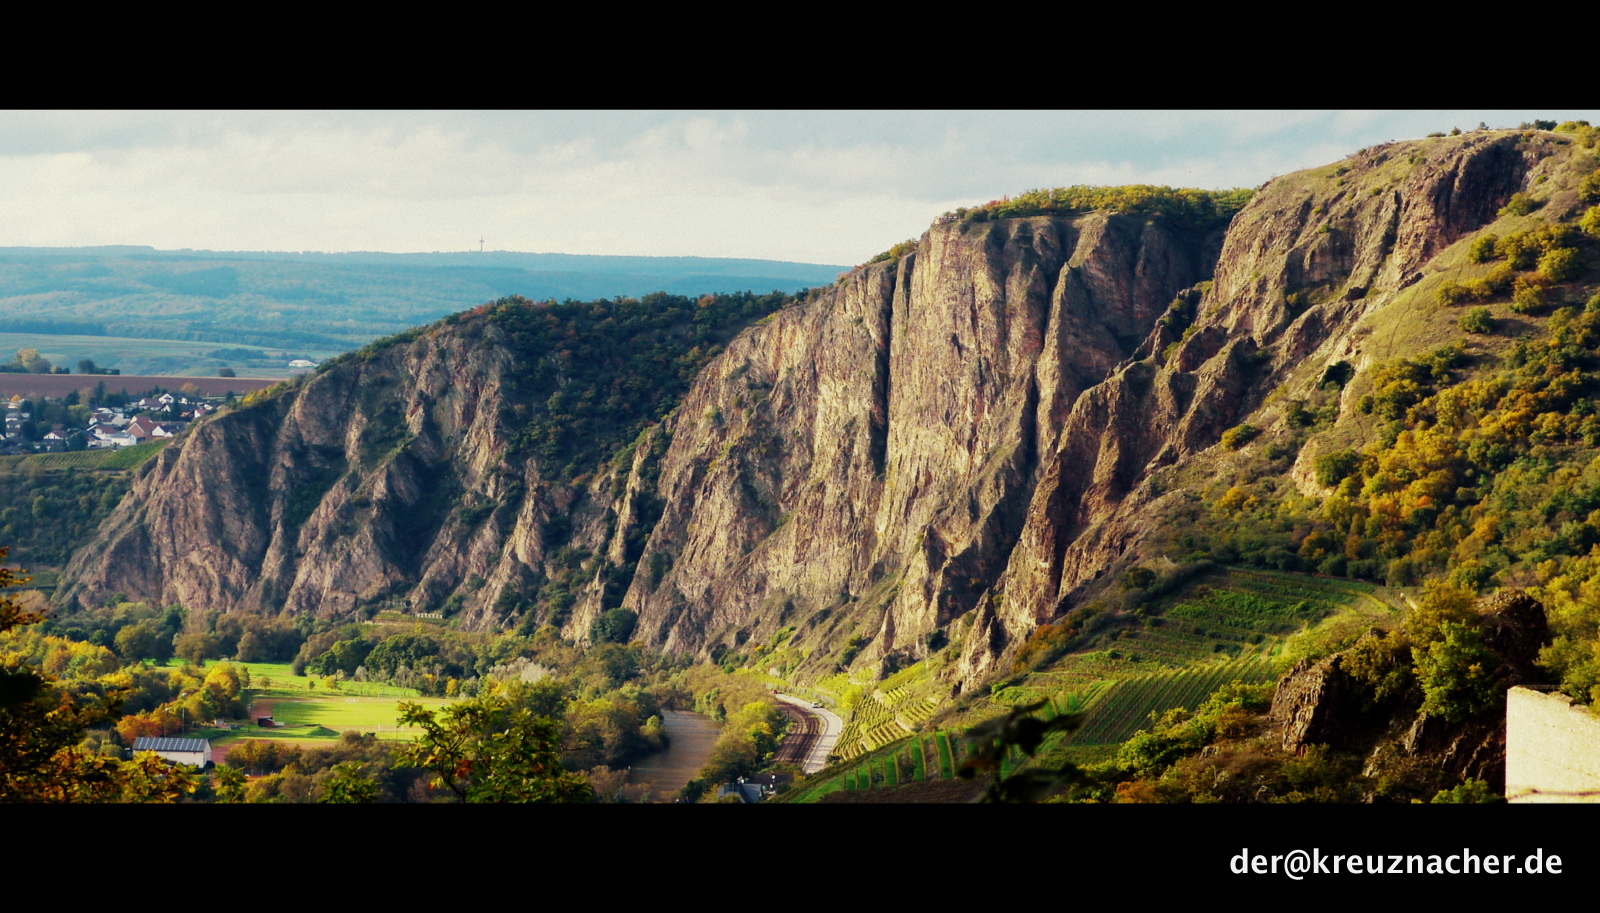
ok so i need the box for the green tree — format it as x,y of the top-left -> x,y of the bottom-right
1459,307 -> 1494,334
213,765 -> 247,803
1414,621 -> 1501,722
1431,776 -> 1500,803
590,608 -> 637,644
1581,205 -> 1600,240
1538,247 -> 1582,284
1119,566 -> 1156,590
1312,449 -> 1362,487
115,620 -> 175,664
396,690 -> 592,803
321,761 -> 379,804
173,631 -> 221,666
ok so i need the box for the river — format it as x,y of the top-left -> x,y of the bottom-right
625,709 -> 720,802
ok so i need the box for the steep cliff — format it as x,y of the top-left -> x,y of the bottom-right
620,211 -> 1221,676
57,294 -> 787,629
958,130 -> 1561,681
58,128 -> 1584,696
61,317 -> 547,621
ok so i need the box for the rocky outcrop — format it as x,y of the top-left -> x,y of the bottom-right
58,130 -> 1570,693
623,212 -> 1218,674
955,131 -> 1547,680
59,318 -> 615,627
1269,589 -> 1553,793
1270,655 -> 1364,751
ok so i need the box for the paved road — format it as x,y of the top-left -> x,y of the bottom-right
773,694 -> 842,774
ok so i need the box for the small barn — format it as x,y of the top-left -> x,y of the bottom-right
132,736 -> 211,768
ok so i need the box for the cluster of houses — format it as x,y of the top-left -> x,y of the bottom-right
3,393 -> 220,455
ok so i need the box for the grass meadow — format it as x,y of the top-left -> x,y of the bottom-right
175,659 -> 456,749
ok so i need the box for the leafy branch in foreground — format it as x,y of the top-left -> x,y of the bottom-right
396,690 -> 592,803
959,699 -> 1084,803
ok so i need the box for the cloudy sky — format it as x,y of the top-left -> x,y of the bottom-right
1,110 -> 1594,266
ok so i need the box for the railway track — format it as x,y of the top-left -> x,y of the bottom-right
773,701 -> 823,767
772,694 -> 841,773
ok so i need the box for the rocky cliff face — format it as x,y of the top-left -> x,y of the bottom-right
623,212 -> 1219,676
956,130 -> 1552,681
61,317 -> 604,625
59,130 -> 1568,691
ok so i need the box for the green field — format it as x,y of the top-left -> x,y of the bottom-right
240,694 -> 453,739
222,660 -> 427,699
0,440 -> 170,472
177,660 -> 456,748
0,331 -> 333,378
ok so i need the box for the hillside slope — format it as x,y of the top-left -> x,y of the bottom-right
57,128 -> 1600,701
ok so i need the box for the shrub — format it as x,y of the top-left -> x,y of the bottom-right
1221,424 -> 1259,450
1435,280 -> 1468,307
1431,778 -> 1500,803
1582,205 -> 1600,240
1538,247 -> 1582,283
867,238 -> 918,265
1466,235 -> 1498,264
1580,171 -> 1600,205
1473,262 -> 1515,298
1499,192 -> 1540,217
1286,400 -> 1314,428
1312,449 -> 1362,487
1319,361 -> 1354,389
1509,280 -> 1549,315
1415,622 -> 1502,722
1459,307 -> 1494,334
1500,234 -> 1537,270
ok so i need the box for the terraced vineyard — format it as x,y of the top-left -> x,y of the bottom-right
832,687 -> 916,762
786,728 -> 968,802
1027,568 -> 1390,752
824,656 -> 954,763
805,567 -> 1393,797
1063,652 -> 1276,746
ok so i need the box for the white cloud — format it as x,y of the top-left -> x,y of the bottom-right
1,109 -> 1596,263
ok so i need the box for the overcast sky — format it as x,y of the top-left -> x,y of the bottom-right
1,110 -> 1594,266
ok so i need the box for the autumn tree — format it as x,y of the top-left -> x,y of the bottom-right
396,688 -> 592,803
9,349 -> 51,374
1,547 -> 196,802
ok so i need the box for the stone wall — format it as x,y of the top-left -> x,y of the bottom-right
1506,686 -> 1600,803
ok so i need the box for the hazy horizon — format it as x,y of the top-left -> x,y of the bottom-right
3,110 -> 1595,264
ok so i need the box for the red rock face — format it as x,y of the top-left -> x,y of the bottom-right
61,132 -> 1556,694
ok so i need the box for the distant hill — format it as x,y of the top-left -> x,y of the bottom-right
0,246 -> 847,363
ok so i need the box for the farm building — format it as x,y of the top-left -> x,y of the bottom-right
132,736 -> 211,768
